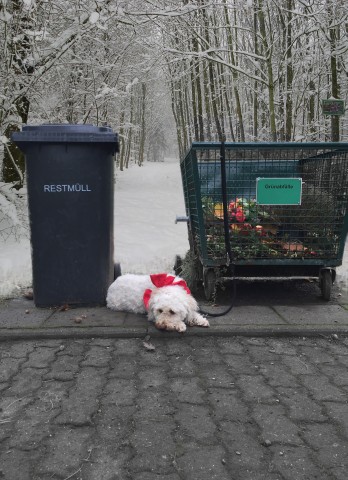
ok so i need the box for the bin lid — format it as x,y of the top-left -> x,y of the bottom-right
12,124 -> 118,149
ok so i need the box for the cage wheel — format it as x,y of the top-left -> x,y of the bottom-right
320,270 -> 332,301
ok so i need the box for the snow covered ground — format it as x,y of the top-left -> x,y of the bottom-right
0,158 -> 189,298
1,156 -> 348,298
112,158 -> 189,274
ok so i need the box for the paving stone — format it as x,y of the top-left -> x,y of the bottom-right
9,409 -> 56,450
133,390 -> 175,420
89,338 -> 115,347
129,420 -> 177,474
23,346 -> 59,368
215,338 -> 245,354
270,444 -> 331,480
81,445 -> 131,480
194,351 -> 224,365
81,344 -> 112,367
0,449 -> 40,480
43,354 -> 81,381
2,336 -> 348,479
54,367 -> 107,425
324,402 -> 348,438
276,386 -> 327,422
266,339 -> 298,356
198,364 -> 235,388
2,341 -> 35,358
163,338 -> 195,356
138,367 -> 167,389
253,404 -> 302,445
166,355 -> 196,377
237,374 -> 277,402
319,364 -> 348,386
281,355 -> 317,375
330,465 -> 348,480
175,445 -> 231,480
101,378 -> 137,406
95,404 -> 136,444
0,357 -> 26,383
133,473 -> 181,480
0,396 -> 34,443
56,340 -> 86,356
246,345 -> 282,364
223,353 -> 260,375
299,345 -> 338,365
170,377 -> 206,404
8,367 -> 48,395
114,338 -> 142,355
300,376 -> 346,402
325,340 -> 348,356
208,388 -> 248,421
259,363 -> 300,388
137,348 -> 171,366
36,426 -> 91,477
335,355 -> 348,367
175,404 -> 216,442
0,395 -> 33,420
218,421 -> 266,469
301,424 -> 348,470
108,356 -> 139,378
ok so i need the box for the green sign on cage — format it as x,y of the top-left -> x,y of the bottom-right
256,178 -> 302,205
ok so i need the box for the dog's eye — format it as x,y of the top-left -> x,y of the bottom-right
169,309 -> 175,315
158,309 -> 163,314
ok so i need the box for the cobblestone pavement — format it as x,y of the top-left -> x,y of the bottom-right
1,335 -> 348,480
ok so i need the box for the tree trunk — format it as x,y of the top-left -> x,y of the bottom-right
328,2 -> 340,142
257,0 -> 277,142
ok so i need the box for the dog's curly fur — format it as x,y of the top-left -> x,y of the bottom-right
106,274 -> 209,333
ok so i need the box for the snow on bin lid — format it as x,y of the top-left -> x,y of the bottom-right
12,124 -> 119,148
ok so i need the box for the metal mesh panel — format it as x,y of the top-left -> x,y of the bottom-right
181,143 -> 348,267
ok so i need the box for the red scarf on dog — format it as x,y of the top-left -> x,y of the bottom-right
143,273 -> 191,310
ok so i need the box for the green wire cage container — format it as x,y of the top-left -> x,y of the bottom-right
178,142 -> 348,301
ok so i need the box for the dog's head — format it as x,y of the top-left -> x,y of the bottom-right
147,285 -> 197,324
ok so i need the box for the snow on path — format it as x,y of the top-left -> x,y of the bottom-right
113,158 -> 189,274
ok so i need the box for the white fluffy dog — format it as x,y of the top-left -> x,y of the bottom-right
106,273 -> 209,333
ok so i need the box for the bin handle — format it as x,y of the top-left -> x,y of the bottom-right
175,216 -> 189,224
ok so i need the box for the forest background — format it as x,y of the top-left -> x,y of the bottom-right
0,0 -> 348,294
1,0 -> 348,183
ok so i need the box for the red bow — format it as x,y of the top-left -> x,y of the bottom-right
143,273 -> 191,310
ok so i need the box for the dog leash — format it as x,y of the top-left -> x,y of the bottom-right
198,134 -> 237,318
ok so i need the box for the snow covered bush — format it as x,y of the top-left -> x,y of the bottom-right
0,182 -> 29,242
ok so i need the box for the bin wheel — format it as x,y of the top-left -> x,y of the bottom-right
203,269 -> 216,301
114,263 -> 122,280
174,255 -> 183,276
320,269 -> 332,301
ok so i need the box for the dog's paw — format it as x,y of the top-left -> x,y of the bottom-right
198,317 -> 210,327
175,322 -> 187,333
154,320 -> 187,333
187,313 -> 210,328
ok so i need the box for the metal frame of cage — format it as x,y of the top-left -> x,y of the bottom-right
179,142 -> 348,300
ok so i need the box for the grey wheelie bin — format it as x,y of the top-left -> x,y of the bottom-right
12,124 -> 119,307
